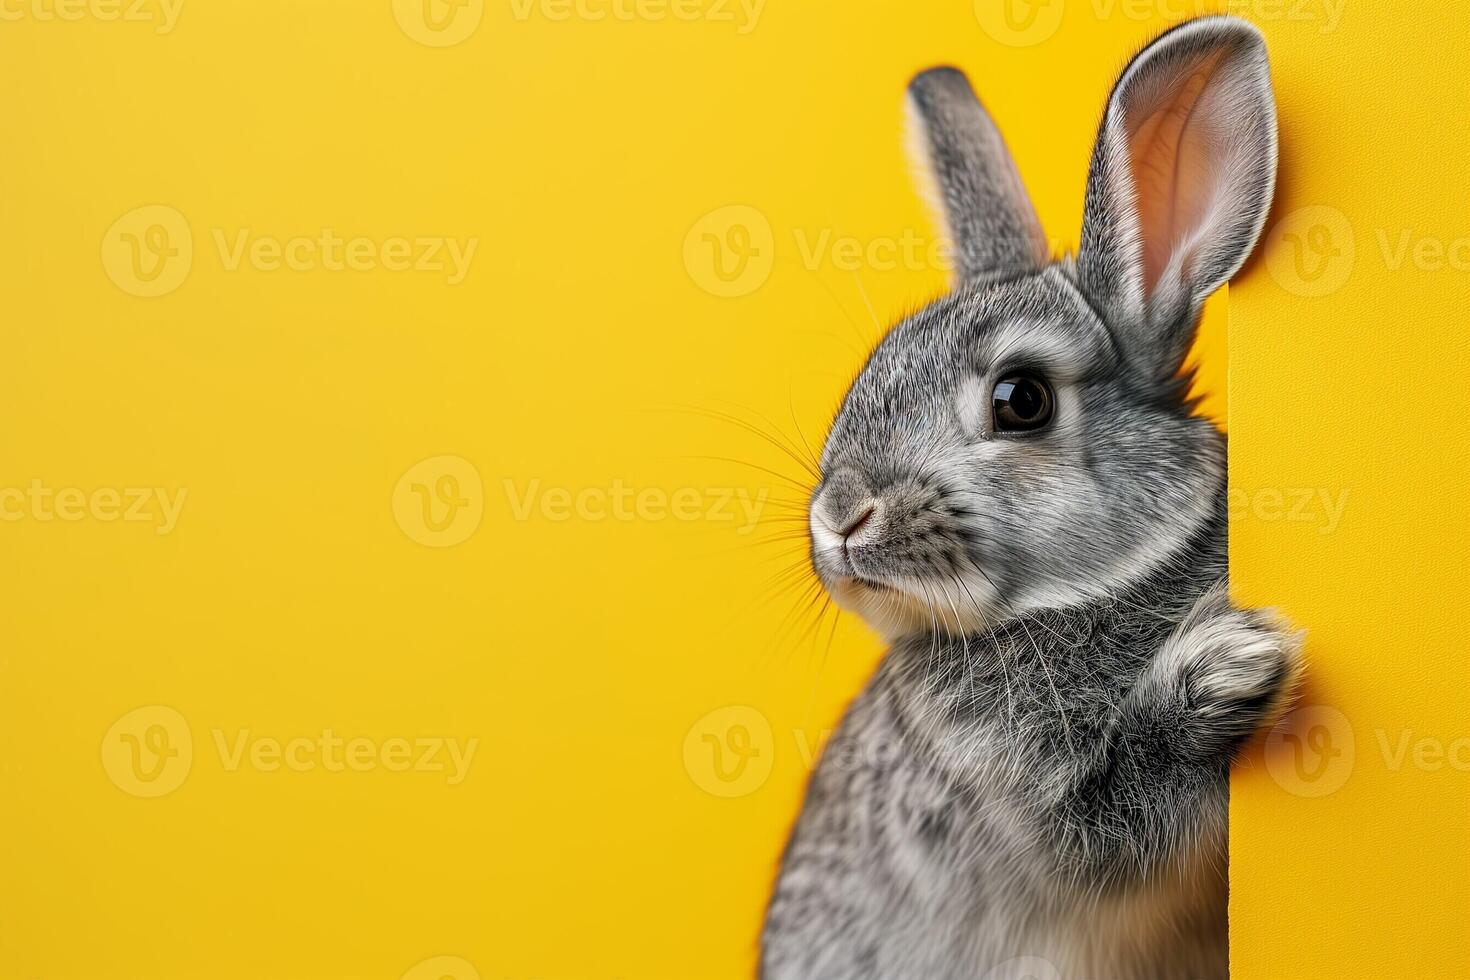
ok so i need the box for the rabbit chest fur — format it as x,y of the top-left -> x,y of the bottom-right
763,510 -> 1253,980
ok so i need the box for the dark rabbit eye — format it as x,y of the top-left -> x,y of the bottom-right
992,374 -> 1054,432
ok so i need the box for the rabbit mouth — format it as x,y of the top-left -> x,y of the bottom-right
815,554 -> 1006,639
826,559 -> 906,599
824,571 -> 991,640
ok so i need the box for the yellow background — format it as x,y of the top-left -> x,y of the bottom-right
0,1 -> 1458,979
1229,5 -> 1470,978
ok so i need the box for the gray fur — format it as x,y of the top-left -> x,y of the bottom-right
906,67 -> 1048,281
762,17 -> 1296,980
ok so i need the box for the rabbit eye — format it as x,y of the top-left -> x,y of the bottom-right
992,374 -> 1054,432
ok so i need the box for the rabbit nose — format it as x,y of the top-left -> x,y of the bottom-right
833,499 -> 884,551
810,474 -> 883,554
839,503 -> 878,541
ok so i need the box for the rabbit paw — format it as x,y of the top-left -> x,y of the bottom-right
1151,588 -> 1305,745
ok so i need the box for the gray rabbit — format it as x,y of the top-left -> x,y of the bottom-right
761,16 -> 1300,980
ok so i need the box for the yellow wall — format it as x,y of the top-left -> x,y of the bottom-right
1229,6 -> 1470,978
3,2 -> 1455,979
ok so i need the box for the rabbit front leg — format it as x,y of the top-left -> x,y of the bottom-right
1050,585 -> 1303,886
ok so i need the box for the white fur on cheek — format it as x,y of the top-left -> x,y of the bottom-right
809,505 -> 845,560
954,377 -> 990,437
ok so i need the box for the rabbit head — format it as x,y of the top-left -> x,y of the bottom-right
809,16 -> 1277,639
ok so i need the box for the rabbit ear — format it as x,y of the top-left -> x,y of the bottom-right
906,67 -> 1048,283
1076,16 -> 1277,377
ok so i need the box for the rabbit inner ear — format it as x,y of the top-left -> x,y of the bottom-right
1078,17 -> 1277,374
1125,48 -> 1231,299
